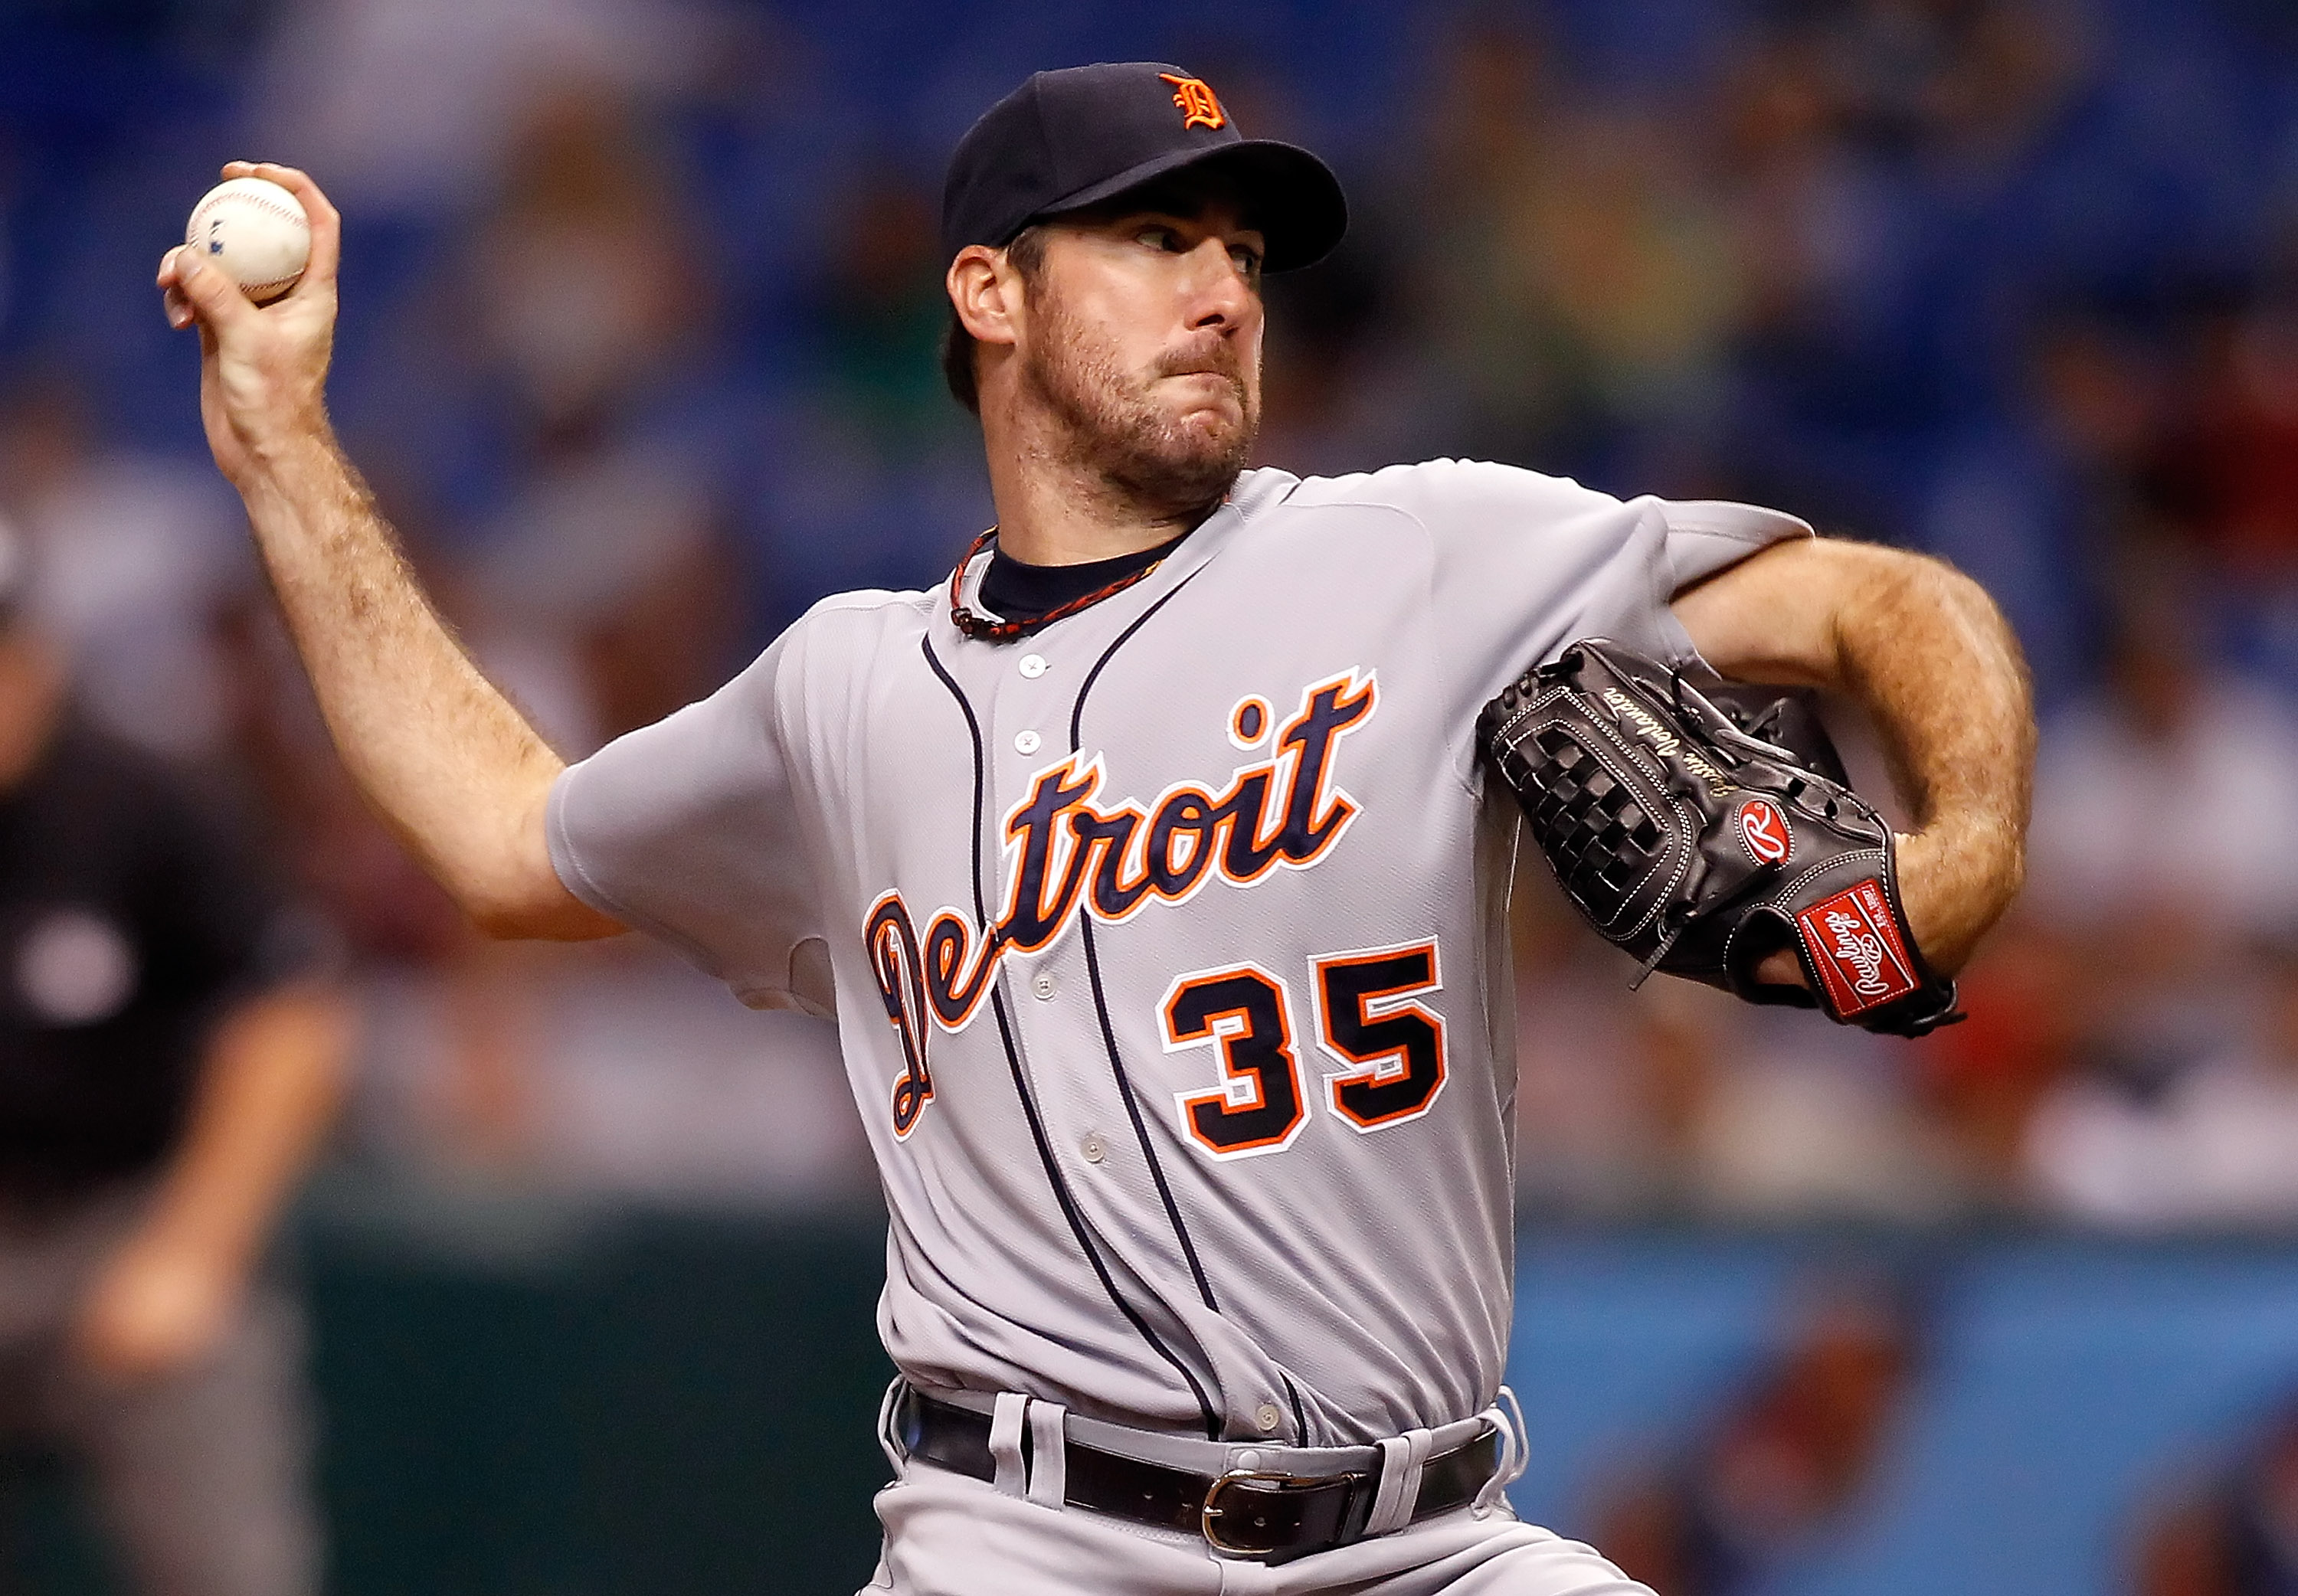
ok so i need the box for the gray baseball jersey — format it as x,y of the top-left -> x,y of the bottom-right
547,460 -> 1806,1446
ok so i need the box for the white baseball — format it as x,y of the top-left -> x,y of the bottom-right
184,176 -> 310,303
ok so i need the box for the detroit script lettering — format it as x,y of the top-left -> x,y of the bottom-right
867,672 -> 1377,1137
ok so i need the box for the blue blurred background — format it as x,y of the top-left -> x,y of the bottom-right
6,0 -> 2298,1591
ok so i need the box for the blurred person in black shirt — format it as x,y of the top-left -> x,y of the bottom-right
0,529 -> 349,1596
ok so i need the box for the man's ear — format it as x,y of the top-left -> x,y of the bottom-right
948,244 -> 1023,348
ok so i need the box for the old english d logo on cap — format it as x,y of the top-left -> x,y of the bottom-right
941,63 -> 1347,272
1157,73 -> 1226,130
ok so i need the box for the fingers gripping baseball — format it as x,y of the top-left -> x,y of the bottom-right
157,163 -> 340,489
161,244 -> 256,331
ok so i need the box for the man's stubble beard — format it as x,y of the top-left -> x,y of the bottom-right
1021,289 -> 1259,518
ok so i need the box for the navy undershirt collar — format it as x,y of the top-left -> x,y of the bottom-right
979,531 -> 1191,629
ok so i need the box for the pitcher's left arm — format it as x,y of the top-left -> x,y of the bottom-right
1671,537 -> 2034,975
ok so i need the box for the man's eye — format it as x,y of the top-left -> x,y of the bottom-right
1230,247 -> 1264,277
1138,226 -> 1180,251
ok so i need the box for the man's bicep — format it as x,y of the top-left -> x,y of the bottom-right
1367,461 -> 1674,703
1384,465 -> 1815,704
545,641 -> 824,1002
1671,536 -> 1860,686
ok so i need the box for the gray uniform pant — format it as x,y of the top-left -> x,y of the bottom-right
863,1406 -> 1654,1596
0,1186 -> 319,1596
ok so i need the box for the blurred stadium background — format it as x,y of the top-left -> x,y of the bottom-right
3,0 -> 2298,1591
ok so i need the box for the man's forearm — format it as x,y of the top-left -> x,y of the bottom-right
1828,551 -> 2033,967
239,434 -> 601,935
1675,538 -> 2035,972
161,162 -> 615,940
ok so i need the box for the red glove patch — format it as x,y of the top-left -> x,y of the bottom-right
1796,880 -> 1920,1016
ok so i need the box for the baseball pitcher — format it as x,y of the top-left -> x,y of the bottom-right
157,62 -> 2032,1596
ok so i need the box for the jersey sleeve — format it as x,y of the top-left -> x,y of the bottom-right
547,631 -> 830,1014
1337,459 -> 1812,715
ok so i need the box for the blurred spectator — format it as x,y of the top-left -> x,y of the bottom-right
2027,558 -> 2298,939
465,87 -> 712,437
417,88 -> 740,754
0,533 -> 351,1595
748,165 -> 988,612
1804,0 -> 2091,166
1594,1277 -> 1918,1595
813,169 -> 967,460
1908,912 -> 2084,1205
1919,306 -> 2165,709
1399,21 -> 1741,475
352,937 -> 866,1204
0,375 -> 250,765
2159,289 -> 2298,584
1514,710 -> 1966,1224
2137,1400 -> 2298,1596
2029,937 -> 2298,1227
254,0 -> 731,218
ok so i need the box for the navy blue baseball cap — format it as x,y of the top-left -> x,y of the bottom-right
941,63 -> 1347,273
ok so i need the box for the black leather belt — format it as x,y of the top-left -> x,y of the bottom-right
893,1388 -> 1499,1564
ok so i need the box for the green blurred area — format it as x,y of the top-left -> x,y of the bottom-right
5,1184 -> 895,1596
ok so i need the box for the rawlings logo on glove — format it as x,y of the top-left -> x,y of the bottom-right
1799,882 -> 1920,1014
1475,638 -> 1961,1038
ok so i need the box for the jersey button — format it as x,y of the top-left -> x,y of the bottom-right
1080,1133 -> 1106,1165
1255,1402 -> 1282,1434
1019,654 -> 1048,679
1013,730 -> 1042,755
1030,971 -> 1056,1001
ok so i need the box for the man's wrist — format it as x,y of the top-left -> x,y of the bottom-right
1897,816 -> 2025,973
234,422 -> 347,509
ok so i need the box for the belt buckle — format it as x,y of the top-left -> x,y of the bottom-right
1200,1467 -> 1354,1558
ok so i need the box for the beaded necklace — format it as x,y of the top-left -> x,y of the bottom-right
945,528 -> 1177,643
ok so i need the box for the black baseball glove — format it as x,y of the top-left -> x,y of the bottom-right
1476,637 -> 1962,1038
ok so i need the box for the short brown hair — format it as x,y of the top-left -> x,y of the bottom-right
940,225 -> 1052,414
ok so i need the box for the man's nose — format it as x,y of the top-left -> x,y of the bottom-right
1183,237 -> 1254,330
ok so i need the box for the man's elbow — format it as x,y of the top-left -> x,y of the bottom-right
463,894 -> 545,940
1858,548 -> 2027,680
446,788 -> 624,942
1815,543 -> 2014,681
460,875 -> 624,943
1882,545 -> 1996,619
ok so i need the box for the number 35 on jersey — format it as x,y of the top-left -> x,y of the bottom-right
1161,940 -> 1449,1159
